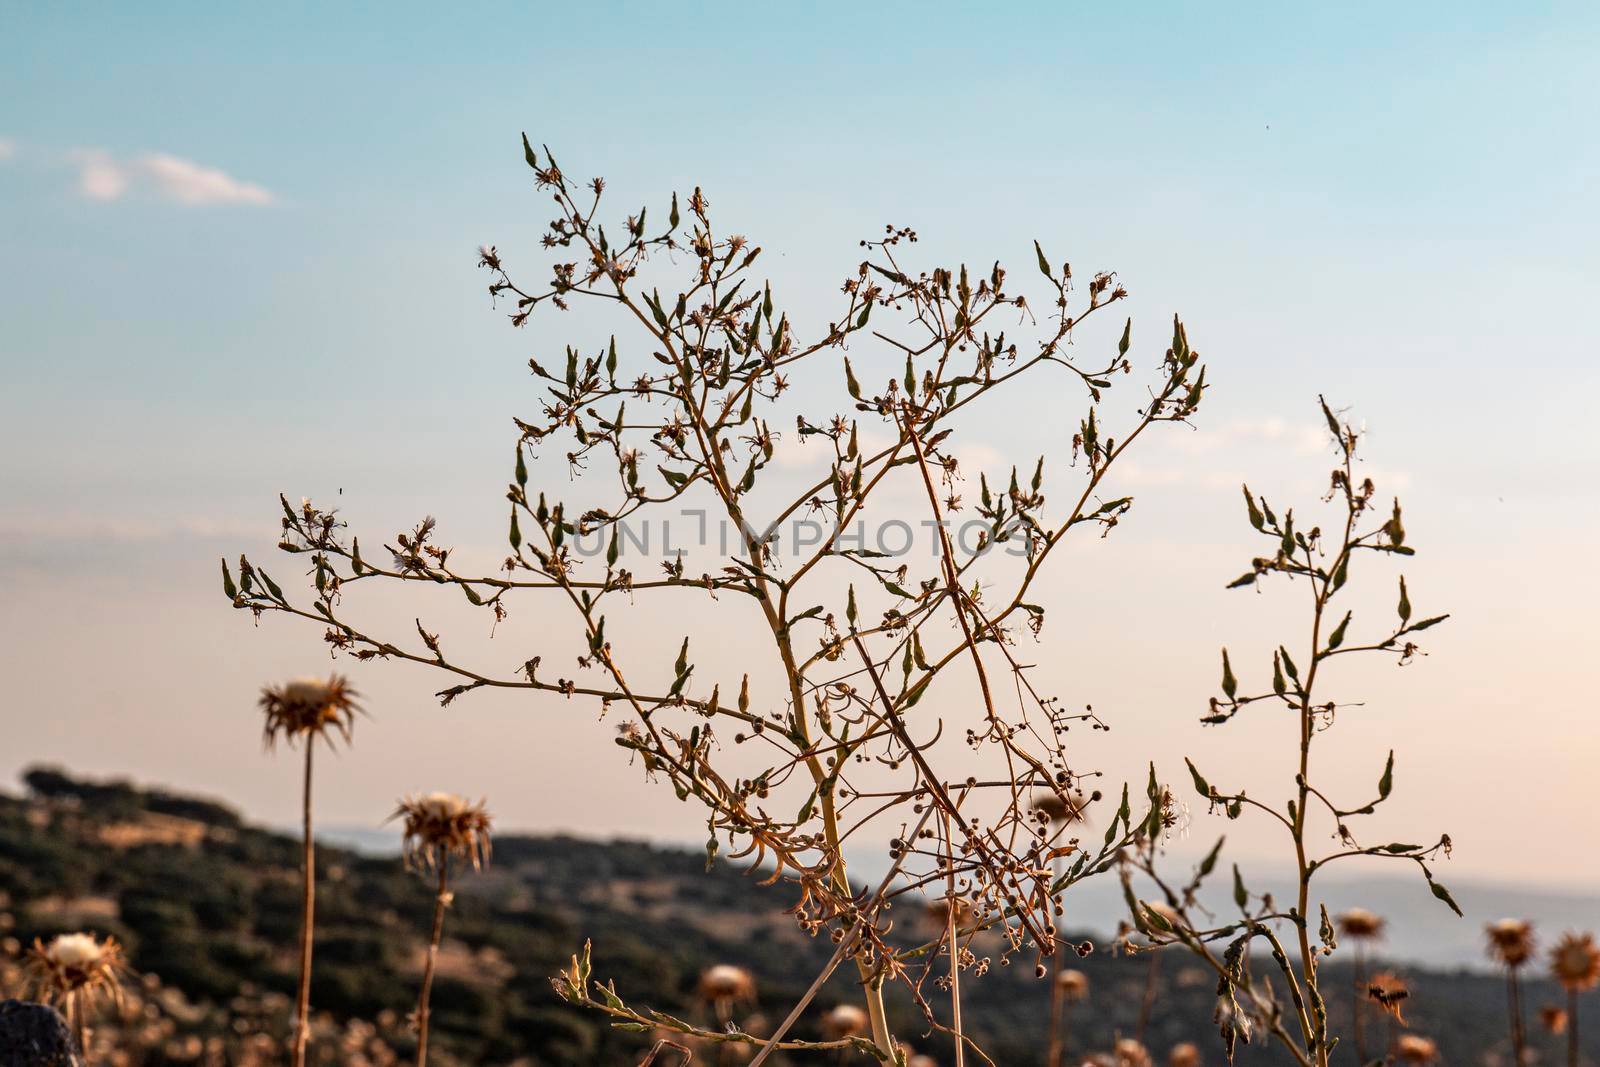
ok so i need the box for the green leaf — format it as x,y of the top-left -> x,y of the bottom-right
1220,648 -> 1238,700
1407,614 -> 1448,633
521,133 -> 539,169
1118,317 -> 1131,357
1428,878 -> 1463,917
1279,647 -> 1300,682
1185,757 -> 1212,800
220,558 -> 237,599
1326,611 -> 1351,651
1198,836 -> 1224,878
1398,576 -> 1412,624
1272,651 -> 1286,696
1378,750 -> 1394,799
1243,484 -> 1264,531
259,570 -> 283,601
844,357 -> 862,400
1034,240 -> 1052,278
1320,395 -> 1342,440
673,637 -> 690,677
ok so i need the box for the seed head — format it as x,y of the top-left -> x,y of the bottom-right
822,1003 -> 868,1040
1550,931 -> 1600,992
1168,1041 -> 1201,1067
393,792 -> 493,872
25,932 -> 128,1013
1335,908 -> 1386,941
697,964 -> 756,1006
1056,968 -> 1090,1001
1114,1037 -> 1152,1067
1394,1034 -> 1438,1064
260,675 -> 361,749
1485,918 -> 1536,968
1366,971 -> 1410,1023
1033,790 -> 1092,826
926,896 -> 974,930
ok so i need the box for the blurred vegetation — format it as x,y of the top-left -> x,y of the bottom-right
0,768 -> 1589,1065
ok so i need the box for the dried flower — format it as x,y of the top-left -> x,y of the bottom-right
1033,790 -> 1092,825
259,675 -> 361,748
822,1003 -> 868,1040
1168,1041 -> 1201,1067
1394,1034 -> 1438,1064
1486,918 -> 1537,968
1336,908 -> 1386,941
1550,931 -> 1600,992
697,964 -> 756,1007
1056,967 -> 1090,1001
1539,1005 -> 1569,1034
1114,1037 -> 1153,1067
1366,972 -> 1410,1023
393,792 -> 493,872
926,896 -> 974,930
25,931 -> 129,1049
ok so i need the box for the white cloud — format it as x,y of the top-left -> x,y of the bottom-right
0,137 -> 16,161
70,148 -> 272,206
76,150 -> 129,201
139,152 -> 273,205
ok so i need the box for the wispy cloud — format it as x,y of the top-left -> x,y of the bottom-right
71,148 -> 273,206
76,149 -> 130,201
139,153 -> 273,205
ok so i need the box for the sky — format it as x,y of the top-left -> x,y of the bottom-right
3,1 -> 1599,913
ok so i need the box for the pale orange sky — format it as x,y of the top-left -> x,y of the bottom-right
4,3 -> 1598,901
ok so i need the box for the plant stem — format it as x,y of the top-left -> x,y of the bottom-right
1136,950 -> 1161,1044
293,741 -> 316,1067
1352,946 -> 1367,1064
1569,987 -> 1579,1067
1507,968 -> 1525,1066
69,995 -> 86,1064
416,858 -> 450,1067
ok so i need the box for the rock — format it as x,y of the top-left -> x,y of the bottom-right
0,1000 -> 82,1066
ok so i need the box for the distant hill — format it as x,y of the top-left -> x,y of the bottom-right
0,768 -> 1590,1065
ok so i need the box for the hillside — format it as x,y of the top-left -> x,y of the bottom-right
0,769 -> 1587,1065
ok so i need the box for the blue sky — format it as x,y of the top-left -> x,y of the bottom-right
3,3 -> 1598,892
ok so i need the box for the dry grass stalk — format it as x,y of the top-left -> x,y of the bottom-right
1486,918 -> 1537,1064
392,791 -> 493,1066
258,673 -> 361,1067
1550,931 -> 1600,1067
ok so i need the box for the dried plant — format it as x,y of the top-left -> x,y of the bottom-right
1336,908 -> 1386,1062
1168,1040 -> 1201,1067
1394,1033 -> 1438,1064
1486,918 -> 1537,1065
1117,403 -> 1455,1067
1048,967 -> 1090,1067
24,931 -> 129,1059
392,792 -> 493,1066
258,673 -> 361,1067
1550,931 -> 1600,1067
227,139 -> 1215,1063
